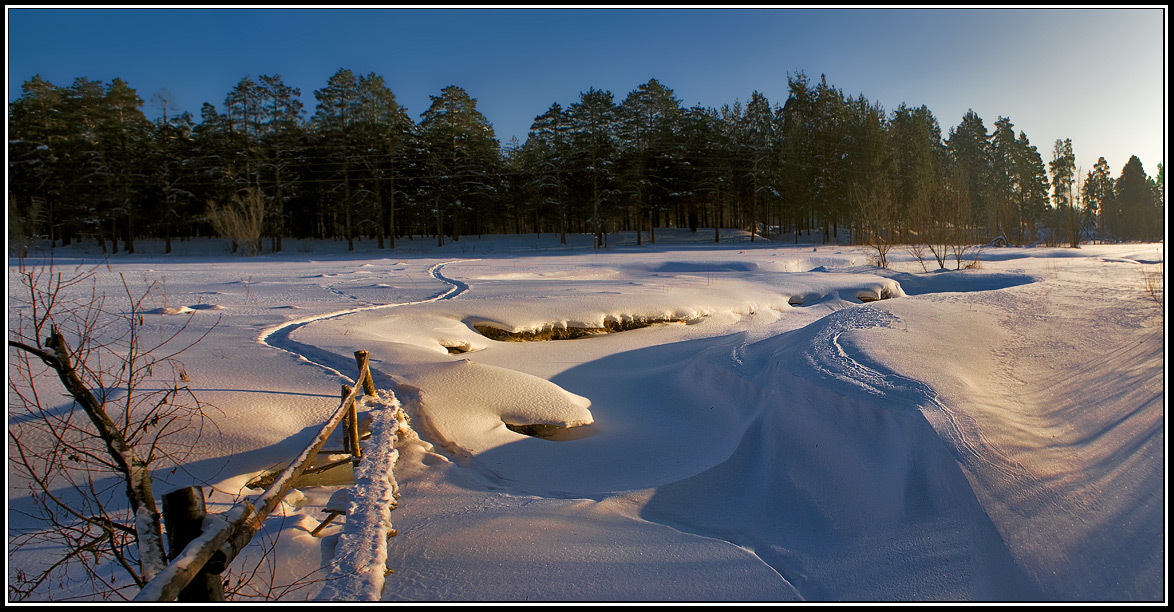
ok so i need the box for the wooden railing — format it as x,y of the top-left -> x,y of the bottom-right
134,351 -> 377,602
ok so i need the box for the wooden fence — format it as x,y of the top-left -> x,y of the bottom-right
134,351 -> 378,602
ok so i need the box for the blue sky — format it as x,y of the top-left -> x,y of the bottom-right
7,7 -> 1166,181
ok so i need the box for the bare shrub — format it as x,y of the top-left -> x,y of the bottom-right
852,182 -> 898,268
206,188 -> 267,256
909,167 -> 984,271
8,262 -> 221,600
951,240 -> 985,270
1141,260 -> 1164,305
907,241 -> 931,273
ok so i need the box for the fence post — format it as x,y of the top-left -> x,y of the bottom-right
161,487 -> 225,602
341,384 -> 357,457
354,350 -> 376,396
348,398 -> 362,460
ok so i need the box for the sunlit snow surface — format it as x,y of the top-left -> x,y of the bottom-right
7,230 -> 1165,602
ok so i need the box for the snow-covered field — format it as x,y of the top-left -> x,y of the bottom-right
7,229 -> 1166,602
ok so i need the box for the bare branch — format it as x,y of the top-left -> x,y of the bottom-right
8,263 -> 221,600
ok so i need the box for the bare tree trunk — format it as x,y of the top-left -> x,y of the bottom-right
345,167 -> 354,251
593,173 -> 602,250
388,174 -> 396,249
274,166 -> 284,253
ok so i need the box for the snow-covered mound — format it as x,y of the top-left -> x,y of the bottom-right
395,358 -> 594,457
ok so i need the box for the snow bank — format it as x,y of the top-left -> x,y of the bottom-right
315,392 -> 409,601
394,358 -> 594,457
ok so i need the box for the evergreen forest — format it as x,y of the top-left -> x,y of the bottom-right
8,69 -> 1166,256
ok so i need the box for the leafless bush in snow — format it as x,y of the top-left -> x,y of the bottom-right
852,182 -> 899,269
206,188 -> 267,256
7,262 -> 221,601
1141,259 -> 1164,305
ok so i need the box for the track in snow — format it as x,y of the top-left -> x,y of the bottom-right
257,260 -> 473,382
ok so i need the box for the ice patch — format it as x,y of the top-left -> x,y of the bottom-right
653,261 -> 759,273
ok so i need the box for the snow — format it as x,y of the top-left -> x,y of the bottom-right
132,508 -> 241,602
6,230 -> 1166,602
134,503 -> 167,582
315,391 -> 411,601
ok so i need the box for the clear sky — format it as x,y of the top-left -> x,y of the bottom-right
6,6 -> 1167,182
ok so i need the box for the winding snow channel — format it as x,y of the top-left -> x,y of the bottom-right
257,260 -> 474,382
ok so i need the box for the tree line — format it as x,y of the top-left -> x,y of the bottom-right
8,69 -> 1165,256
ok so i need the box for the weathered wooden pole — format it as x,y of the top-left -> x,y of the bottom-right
348,399 -> 362,460
341,384 -> 358,457
354,350 -> 376,396
162,487 -> 225,601
349,351 -> 374,460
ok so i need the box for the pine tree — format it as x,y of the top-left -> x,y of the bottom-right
49,78 -> 153,254
1081,157 -> 1115,241
718,99 -> 752,238
349,73 -> 411,248
499,136 -> 532,235
780,72 -> 816,241
57,78 -> 110,250
257,74 -> 305,251
1153,163 -> 1164,209
1048,138 -> 1076,209
617,78 -> 682,244
104,79 -> 153,253
676,104 -> 724,240
417,85 -> 500,245
521,102 -> 573,242
988,116 -> 1019,243
1014,130 -> 1050,243
946,110 -> 993,232
809,76 -> 851,242
1048,138 -> 1078,246
9,76 -> 66,246
1114,156 -> 1155,241
1146,162 -> 1163,240
841,94 -> 890,244
191,102 -> 238,222
313,68 -> 363,248
224,76 -> 266,191
740,90 -> 777,242
987,118 -> 1049,245
146,105 -> 196,252
889,103 -> 944,242
567,88 -> 619,248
